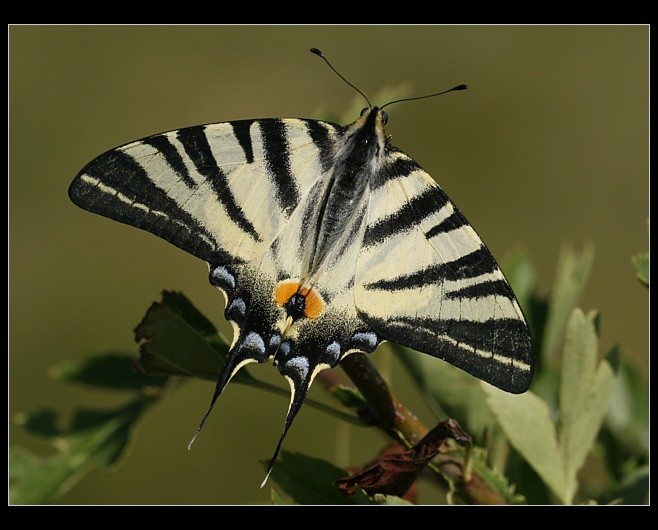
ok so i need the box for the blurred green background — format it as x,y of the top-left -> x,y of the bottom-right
9,25 -> 648,504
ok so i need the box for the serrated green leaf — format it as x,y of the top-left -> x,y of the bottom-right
51,353 -> 167,390
371,493 -> 413,505
486,308 -> 616,504
159,291 -> 230,346
502,248 -> 537,316
270,487 -> 286,505
559,309 -> 615,504
601,465 -> 649,505
10,398 -> 152,504
605,354 -> 649,456
329,385 -> 367,409
134,295 -> 241,383
542,244 -> 595,362
10,448 -> 75,505
468,447 -> 526,504
393,344 -> 494,437
560,309 -> 599,420
482,384 -> 566,501
501,249 -> 550,356
267,450 -> 358,505
631,252 -> 648,287
13,409 -> 61,438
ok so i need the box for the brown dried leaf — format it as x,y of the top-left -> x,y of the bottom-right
337,419 -> 471,499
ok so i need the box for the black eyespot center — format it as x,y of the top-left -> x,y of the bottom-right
380,110 -> 388,125
286,293 -> 306,320
359,107 -> 369,117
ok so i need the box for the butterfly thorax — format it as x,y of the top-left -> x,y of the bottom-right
303,107 -> 387,279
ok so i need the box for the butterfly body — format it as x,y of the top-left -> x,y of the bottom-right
69,104 -> 533,480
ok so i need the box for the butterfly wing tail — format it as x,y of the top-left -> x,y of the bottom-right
261,353 -> 328,487
188,342 -> 266,449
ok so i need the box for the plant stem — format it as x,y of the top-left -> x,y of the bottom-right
339,352 -> 505,504
340,353 -> 425,445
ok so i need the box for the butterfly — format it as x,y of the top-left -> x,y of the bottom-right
68,48 -> 533,485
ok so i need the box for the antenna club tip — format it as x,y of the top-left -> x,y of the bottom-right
455,84 -> 468,91
309,48 -> 323,57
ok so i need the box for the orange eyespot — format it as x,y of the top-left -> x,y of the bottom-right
274,279 -> 325,320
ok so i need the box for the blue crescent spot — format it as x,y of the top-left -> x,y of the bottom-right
242,332 -> 266,355
285,356 -> 309,380
352,331 -> 378,349
268,334 -> 282,350
211,266 -> 236,289
325,341 -> 341,362
227,298 -> 246,317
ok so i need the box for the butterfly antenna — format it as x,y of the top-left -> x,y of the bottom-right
310,48 -> 372,108
381,84 -> 468,110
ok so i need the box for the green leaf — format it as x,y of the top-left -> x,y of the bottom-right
266,450 -> 360,505
134,292 -> 237,382
10,397 -> 154,504
542,244 -> 595,363
468,447 -> 527,504
502,248 -> 537,316
559,309 -> 615,503
482,384 -> 565,500
13,409 -> 61,438
393,344 -> 494,437
501,249 -> 548,352
329,385 -> 368,409
371,493 -> 413,505
604,353 -> 649,457
51,352 -> 167,390
270,488 -> 286,505
631,252 -> 648,287
484,308 -> 616,504
159,291 -> 229,347
601,465 -> 649,505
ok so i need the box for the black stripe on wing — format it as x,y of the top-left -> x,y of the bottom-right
304,119 -> 343,173
370,151 -> 420,191
424,210 -> 469,239
261,119 -> 299,216
142,135 -> 198,189
363,186 -> 450,247
68,149 -> 233,265
364,247 -> 498,292
176,127 -> 262,243
364,313 -> 533,393
231,120 -> 257,164
444,279 -> 517,300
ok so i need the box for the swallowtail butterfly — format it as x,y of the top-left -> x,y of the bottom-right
69,49 -> 533,484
